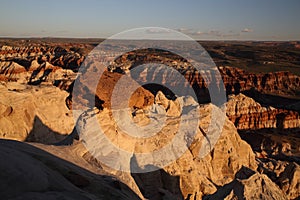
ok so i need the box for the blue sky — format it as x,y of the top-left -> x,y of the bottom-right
0,0 -> 299,40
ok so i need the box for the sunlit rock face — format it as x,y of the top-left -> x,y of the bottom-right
226,93 -> 300,130
0,83 -> 74,143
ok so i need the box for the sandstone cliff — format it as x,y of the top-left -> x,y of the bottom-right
226,93 -> 300,130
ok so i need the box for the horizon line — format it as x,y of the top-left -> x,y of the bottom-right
0,36 -> 299,43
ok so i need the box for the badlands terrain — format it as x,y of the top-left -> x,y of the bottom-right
0,38 -> 299,200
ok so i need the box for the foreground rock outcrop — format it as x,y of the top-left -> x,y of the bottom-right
0,139 -> 140,200
0,82 -> 74,143
73,91 -> 257,199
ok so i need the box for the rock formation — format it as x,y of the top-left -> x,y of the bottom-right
226,93 -> 300,130
205,172 -> 288,200
219,66 -> 300,97
73,90 -> 257,199
0,44 -> 85,71
0,82 -> 74,143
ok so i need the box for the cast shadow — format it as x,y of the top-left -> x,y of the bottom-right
28,62 -> 53,85
0,139 -> 141,200
242,88 -> 300,112
238,127 -> 300,164
130,154 -> 184,200
26,115 -> 69,144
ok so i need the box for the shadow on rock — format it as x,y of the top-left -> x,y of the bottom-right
130,154 -> 184,200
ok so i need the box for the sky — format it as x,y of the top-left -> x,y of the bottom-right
0,0 -> 299,40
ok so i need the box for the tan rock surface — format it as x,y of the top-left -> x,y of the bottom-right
205,169 -> 288,200
0,82 -> 74,143
238,173 -> 287,200
75,92 -> 257,199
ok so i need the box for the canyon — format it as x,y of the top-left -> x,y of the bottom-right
0,39 -> 299,199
